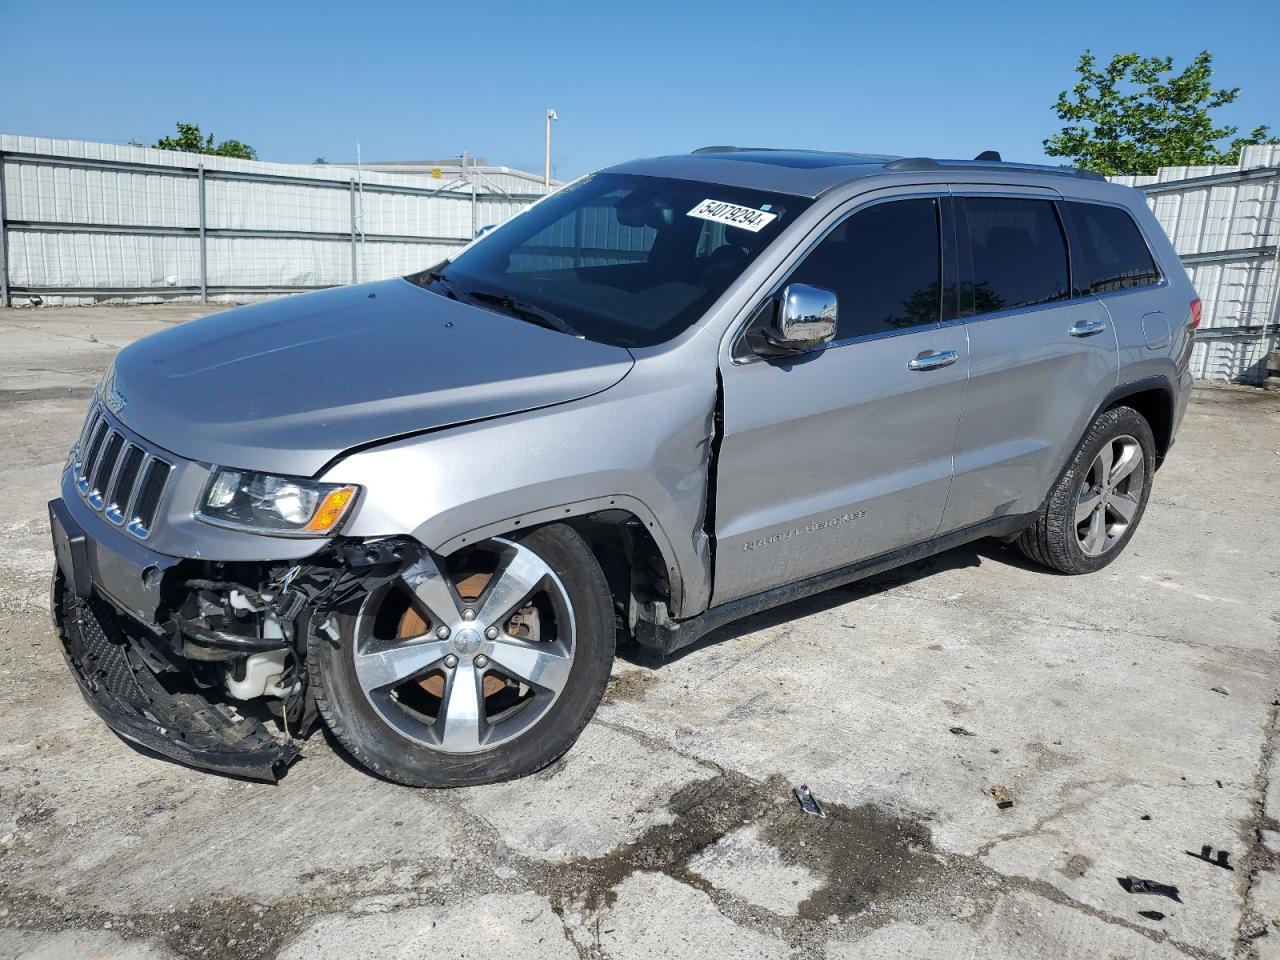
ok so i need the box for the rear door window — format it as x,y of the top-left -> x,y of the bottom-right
963,197 -> 1070,313
1064,201 -> 1161,295
786,197 -> 942,339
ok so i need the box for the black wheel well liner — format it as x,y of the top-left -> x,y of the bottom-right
563,510 -> 673,633
1098,377 -> 1176,462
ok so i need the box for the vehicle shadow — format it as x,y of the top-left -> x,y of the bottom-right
620,536 -> 1041,667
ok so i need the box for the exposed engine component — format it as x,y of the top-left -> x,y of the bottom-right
227,649 -> 298,701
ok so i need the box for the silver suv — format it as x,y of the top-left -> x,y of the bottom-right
49,148 -> 1196,786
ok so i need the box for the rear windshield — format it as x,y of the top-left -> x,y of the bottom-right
417,173 -> 809,347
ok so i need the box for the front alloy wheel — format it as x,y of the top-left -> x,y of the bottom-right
353,537 -> 576,753
310,524 -> 615,786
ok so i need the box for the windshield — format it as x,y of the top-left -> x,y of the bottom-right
417,173 -> 810,347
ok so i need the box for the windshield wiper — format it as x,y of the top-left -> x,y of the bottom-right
464,289 -> 581,337
424,269 -> 463,298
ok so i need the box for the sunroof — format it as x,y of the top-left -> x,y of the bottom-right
696,150 -> 893,170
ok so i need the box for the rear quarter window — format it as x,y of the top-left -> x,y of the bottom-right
1064,201 -> 1161,296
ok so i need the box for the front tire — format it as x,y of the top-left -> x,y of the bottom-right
1017,405 -> 1156,575
309,524 -> 615,786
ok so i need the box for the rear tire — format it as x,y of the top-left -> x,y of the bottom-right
309,524 -> 615,786
1017,405 -> 1155,575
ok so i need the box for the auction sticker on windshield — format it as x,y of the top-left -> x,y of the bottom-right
687,199 -> 778,233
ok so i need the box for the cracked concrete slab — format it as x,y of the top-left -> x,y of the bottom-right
2,305 -> 1278,960
1248,871 -> 1280,959
276,893 -> 578,960
0,693 -> 474,910
687,822 -> 823,916
458,722 -> 718,860
584,872 -> 790,959
0,928 -> 180,959
826,889 -> 1192,959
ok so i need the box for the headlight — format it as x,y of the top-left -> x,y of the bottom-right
198,468 -> 359,537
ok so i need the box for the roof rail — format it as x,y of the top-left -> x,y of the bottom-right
691,145 -> 783,154
689,146 -> 899,161
883,156 -> 1105,182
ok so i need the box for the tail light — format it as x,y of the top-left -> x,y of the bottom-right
1189,297 -> 1202,330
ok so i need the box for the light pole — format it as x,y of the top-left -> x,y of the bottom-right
544,108 -> 558,187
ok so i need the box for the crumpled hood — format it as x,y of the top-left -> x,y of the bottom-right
111,279 -> 634,476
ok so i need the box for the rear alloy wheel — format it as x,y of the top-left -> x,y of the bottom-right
1017,405 -> 1156,575
1074,435 -> 1144,558
309,524 -> 614,786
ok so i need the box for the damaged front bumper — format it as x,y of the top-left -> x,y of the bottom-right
49,493 -> 417,782
54,575 -> 300,781
50,498 -> 300,781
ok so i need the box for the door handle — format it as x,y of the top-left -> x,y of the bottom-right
907,350 -> 959,371
1069,318 -> 1107,337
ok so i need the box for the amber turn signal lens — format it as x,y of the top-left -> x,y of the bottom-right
304,486 -> 357,533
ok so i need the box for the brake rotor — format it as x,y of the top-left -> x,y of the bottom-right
397,570 -> 537,699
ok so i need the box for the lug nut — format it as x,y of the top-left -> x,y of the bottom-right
485,626 -> 500,640
436,625 -> 450,639
443,654 -> 458,668
462,608 -> 476,621
474,655 -> 489,669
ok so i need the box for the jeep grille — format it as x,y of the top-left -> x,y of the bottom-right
73,404 -> 173,540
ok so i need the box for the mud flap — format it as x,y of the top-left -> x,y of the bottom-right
53,573 -> 299,782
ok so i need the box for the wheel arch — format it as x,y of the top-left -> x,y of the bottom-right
431,494 -> 691,621
1098,376 -> 1176,464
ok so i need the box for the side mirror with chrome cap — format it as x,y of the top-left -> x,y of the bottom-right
751,283 -> 838,357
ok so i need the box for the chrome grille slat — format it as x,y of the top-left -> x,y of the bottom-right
87,431 -> 124,508
75,408 -> 101,463
124,453 -> 152,525
105,444 -> 145,525
128,458 -> 172,538
71,403 -> 175,541
77,418 -> 110,495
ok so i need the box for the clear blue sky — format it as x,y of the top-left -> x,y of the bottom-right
2,0 -> 1277,178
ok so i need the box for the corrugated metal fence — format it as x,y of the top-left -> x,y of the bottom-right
3,135 -> 1277,383
1111,144 -> 1280,384
0,134 -> 554,306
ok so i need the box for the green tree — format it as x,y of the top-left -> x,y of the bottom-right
1044,50 -> 1276,175
153,122 -> 257,160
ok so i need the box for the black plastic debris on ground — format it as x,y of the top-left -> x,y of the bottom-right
1117,876 -> 1182,903
794,783 -> 826,818
1186,844 -> 1234,870
1138,910 -> 1166,921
